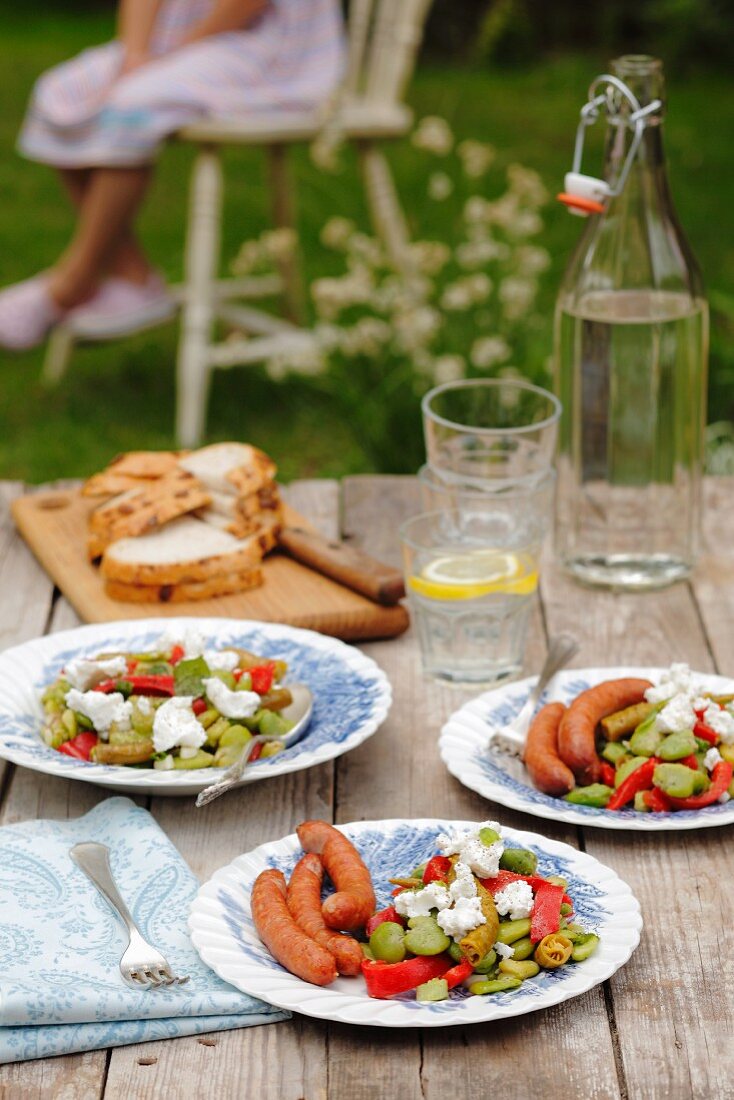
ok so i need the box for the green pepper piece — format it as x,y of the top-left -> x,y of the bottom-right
601,741 -> 629,765
416,977 -> 449,1003
499,847 -> 538,875
563,783 -> 614,808
653,762 -> 698,799
615,755 -> 649,788
658,729 -> 698,761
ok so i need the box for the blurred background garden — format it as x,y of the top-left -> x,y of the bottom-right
2,0 -> 733,482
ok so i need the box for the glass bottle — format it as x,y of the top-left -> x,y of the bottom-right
554,55 -> 708,589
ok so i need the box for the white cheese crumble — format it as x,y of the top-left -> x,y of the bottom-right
202,678 -> 260,720
159,626 -> 205,659
718,792 -> 731,804
493,880 -> 534,921
152,696 -> 206,754
203,648 -> 240,673
436,896 -> 486,939
64,656 -> 127,692
65,688 -> 132,734
494,942 -> 515,960
703,747 -> 723,772
654,693 -> 697,735
136,696 -> 152,716
394,881 -> 450,920
645,664 -> 695,705
702,704 -> 734,744
437,821 -> 504,878
153,754 -> 175,771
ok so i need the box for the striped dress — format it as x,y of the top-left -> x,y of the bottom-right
18,0 -> 345,167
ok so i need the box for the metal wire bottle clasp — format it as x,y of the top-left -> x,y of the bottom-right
558,74 -> 663,216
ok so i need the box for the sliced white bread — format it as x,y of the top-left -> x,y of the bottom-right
178,442 -> 276,497
196,509 -> 282,551
104,566 -> 264,604
89,471 -> 210,540
100,515 -> 265,585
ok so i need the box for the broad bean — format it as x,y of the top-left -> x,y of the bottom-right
404,916 -> 450,956
495,919 -> 531,944
498,958 -> 540,980
499,847 -> 538,875
369,921 -> 406,963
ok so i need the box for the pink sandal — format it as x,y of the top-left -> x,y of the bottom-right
67,273 -> 176,338
0,277 -> 63,351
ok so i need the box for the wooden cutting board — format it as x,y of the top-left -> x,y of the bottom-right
11,488 -> 409,641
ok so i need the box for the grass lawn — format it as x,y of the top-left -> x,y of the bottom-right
1,8 -> 733,483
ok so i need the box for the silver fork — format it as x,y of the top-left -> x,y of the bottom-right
487,633 -> 580,756
70,842 -> 190,990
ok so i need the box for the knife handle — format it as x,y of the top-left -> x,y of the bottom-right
279,526 -> 405,606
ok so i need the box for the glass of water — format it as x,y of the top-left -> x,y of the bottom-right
422,379 -> 561,487
400,473 -> 554,684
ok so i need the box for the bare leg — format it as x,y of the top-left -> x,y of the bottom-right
58,168 -> 152,286
49,165 -> 153,309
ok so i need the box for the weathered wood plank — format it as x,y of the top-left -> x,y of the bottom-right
331,477 -> 622,1100
541,556 -> 732,1100
103,479 -> 340,1100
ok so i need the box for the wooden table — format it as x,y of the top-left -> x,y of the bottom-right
1,475 -> 732,1100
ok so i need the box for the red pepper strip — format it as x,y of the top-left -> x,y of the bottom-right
480,870 -> 572,908
530,882 -> 564,944
693,721 -> 718,746
680,754 -> 700,770
249,742 -> 263,762
606,758 -> 659,811
391,886 -> 406,897
126,659 -> 138,674
361,955 -> 451,998
365,906 -> 406,936
444,958 -> 474,989
599,761 -> 616,787
249,663 -> 276,695
667,761 -> 733,810
423,855 -> 452,884
643,788 -> 673,813
95,675 -> 175,696
192,697 -> 208,715
169,644 -> 185,665
58,732 -> 98,761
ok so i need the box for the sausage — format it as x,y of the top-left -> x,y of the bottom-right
287,853 -> 364,975
296,820 -> 376,931
558,678 -> 653,785
250,868 -> 337,986
523,702 -> 575,796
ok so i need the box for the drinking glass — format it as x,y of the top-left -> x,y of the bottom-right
422,379 -> 561,487
400,473 -> 555,684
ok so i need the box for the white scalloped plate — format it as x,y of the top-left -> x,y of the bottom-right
188,818 -> 642,1027
0,617 -> 391,796
440,666 -> 734,831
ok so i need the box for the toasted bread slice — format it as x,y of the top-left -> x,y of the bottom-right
106,450 -> 186,478
104,566 -> 263,604
89,471 -> 210,543
82,472 -> 152,498
178,442 -> 276,497
196,508 -> 282,549
100,515 -> 265,585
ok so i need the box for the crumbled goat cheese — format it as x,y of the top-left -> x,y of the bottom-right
703,747 -> 723,772
437,821 -> 504,878
136,696 -> 152,716
448,860 -> 477,902
394,881 -> 450,919
436,896 -> 486,939
203,648 -> 240,673
493,880 -> 534,921
718,792 -> 731,804
702,704 -> 734,744
645,664 -> 695,705
202,678 -> 260,720
159,626 -> 205,658
65,688 -> 133,734
64,656 -> 127,692
494,942 -> 515,960
655,693 -> 697,735
153,696 -> 206,754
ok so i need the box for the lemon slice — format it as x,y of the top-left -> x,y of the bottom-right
409,550 -> 538,601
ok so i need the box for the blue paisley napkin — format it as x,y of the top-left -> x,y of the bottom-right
0,797 -> 287,1063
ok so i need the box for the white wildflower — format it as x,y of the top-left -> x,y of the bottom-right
407,240 -> 451,277
428,172 -> 454,201
515,245 -> 551,276
441,282 -> 474,311
499,277 -> 537,320
320,217 -> 356,250
261,228 -> 297,261
464,196 -> 492,224
506,164 -> 549,206
457,139 -> 496,178
470,335 -> 512,369
412,116 -> 454,156
433,354 -> 465,385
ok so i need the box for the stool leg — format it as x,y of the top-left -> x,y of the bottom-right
359,142 -> 412,271
176,145 -> 222,448
41,326 -> 75,387
266,144 -> 306,325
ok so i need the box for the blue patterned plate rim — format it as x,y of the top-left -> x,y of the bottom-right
439,666 -> 734,833
0,617 -> 391,794
188,817 -> 642,1029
